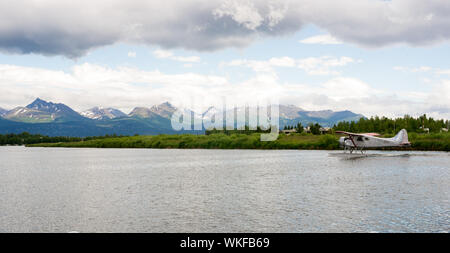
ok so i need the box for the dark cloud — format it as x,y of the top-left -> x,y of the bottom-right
0,0 -> 449,58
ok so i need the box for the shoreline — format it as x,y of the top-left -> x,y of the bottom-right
24,133 -> 450,152
22,146 -> 450,152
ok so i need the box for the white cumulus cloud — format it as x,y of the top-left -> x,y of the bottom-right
0,63 -> 449,119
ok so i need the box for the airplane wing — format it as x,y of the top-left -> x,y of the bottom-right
362,133 -> 381,137
335,131 -> 380,137
335,131 -> 365,137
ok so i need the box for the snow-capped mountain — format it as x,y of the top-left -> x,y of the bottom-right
26,98 -> 79,116
4,98 -> 83,123
81,107 -> 127,120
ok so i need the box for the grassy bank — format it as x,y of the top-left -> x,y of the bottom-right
27,133 -> 339,149
26,132 -> 450,151
407,132 -> 450,151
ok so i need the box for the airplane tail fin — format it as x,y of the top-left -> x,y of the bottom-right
393,129 -> 410,145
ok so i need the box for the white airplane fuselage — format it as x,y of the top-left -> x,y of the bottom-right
339,129 -> 410,149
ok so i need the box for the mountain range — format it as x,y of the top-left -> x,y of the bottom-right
0,98 -> 364,136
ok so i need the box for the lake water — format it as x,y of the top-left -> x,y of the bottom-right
0,146 -> 449,233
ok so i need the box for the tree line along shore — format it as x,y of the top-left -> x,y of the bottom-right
1,115 -> 449,151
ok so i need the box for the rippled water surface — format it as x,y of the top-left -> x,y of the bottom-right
0,146 -> 449,232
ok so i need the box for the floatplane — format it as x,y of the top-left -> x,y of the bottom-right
335,129 -> 411,155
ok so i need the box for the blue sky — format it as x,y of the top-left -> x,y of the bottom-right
0,1 -> 449,119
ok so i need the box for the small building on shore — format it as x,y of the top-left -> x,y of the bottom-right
303,126 -> 311,133
281,129 -> 297,135
319,127 -> 331,134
